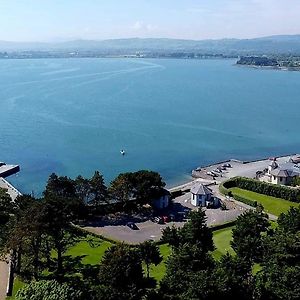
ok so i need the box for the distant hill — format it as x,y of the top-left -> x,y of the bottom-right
1,35 -> 300,55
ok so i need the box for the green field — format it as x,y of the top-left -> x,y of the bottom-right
8,227 -> 236,298
67,236 -> 113,265
212,226 -> 234,259
230,187 -> 299,216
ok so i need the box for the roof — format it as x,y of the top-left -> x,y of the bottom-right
190,183 -> 212,195
270,162 -> 300,178
269,160 -> 278,168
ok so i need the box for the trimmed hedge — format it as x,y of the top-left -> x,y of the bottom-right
221,177 -> 300,203
232,194 -> 257,207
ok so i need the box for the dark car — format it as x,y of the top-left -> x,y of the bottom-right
127,222 -> 139,230
154,216 -> 164,224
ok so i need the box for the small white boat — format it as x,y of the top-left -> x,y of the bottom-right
120,150 -> 125,155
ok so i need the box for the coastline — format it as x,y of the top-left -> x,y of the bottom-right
167,152 -> 299,193
236,63 -> 300,72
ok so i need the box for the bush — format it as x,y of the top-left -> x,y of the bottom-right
222,177 -> 300,203
232,194 -> 257,207
15,280 -> 82,300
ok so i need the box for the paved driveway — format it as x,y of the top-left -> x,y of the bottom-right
85,191 -> 246,244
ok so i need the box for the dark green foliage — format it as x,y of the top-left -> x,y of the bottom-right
160,210 -> 215,299
109,170 -> 166,209
231,209 -> 270,262
291,176 -> 300,187
161,225 -> 181,249
160,244 -> 215,299
277,206 -> 300,233
162,210 -> 214,253
97,243 -> 146,300
222,177 -> 300,203
179,210 -> 214,252
232,194 -> 258,207
214,253 -> 253,299
139,240 -> 162,278
15,280 -> 82,300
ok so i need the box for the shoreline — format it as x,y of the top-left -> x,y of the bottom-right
236,63 -> 300,72
167,152 -> 299,192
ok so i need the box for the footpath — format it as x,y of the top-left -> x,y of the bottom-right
0,260 -> 9,300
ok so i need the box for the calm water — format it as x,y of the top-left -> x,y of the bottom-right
1,58 -> 300,195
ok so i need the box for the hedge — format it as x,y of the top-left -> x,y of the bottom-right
221,177 -> 300,203
232,194 -> 257,207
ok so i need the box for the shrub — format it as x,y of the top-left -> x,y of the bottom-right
15,280 -> 82,300
222,177 -> 300,203
232,194 -> 257,207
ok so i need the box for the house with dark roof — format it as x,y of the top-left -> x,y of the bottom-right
190,182 -> 219,207
269,160 -> 300,185
152,188 -> 171,209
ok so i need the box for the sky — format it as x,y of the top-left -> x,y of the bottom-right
0,0 -> 300,42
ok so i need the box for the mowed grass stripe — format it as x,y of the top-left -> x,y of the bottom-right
230,187 -> 299,216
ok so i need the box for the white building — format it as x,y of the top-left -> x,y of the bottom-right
190,183 -> 219,207
268,159 -> 300,185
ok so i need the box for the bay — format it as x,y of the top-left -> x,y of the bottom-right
0,58 -> 299,195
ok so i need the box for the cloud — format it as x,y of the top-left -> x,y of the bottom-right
132,21 -> 157,32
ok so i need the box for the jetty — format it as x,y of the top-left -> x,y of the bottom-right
0,162 -> 20,178
0,162 -> 21,201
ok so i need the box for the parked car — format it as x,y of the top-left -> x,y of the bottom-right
154,216 -> 164,224
162,215 -> 169,223
223,163 -> 232,168
169,213 -> 176,221
127,222 -> 139,230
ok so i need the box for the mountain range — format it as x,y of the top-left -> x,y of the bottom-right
1,35 -> 300,55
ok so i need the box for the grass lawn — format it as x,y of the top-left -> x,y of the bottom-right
6,277 -> 25,300
149,244 -> 171,282
230,187 -> 299,216
7,227 -> 237,298
212,226 -> 235,260
67,235 -> 113,265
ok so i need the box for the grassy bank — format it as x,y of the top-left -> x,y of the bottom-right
230,187 -> 299,216
7,226 -> 236,298
212,226 -> 234,259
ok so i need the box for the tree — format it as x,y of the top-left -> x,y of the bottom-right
109,170 -> 166,209
74,175 -> 92,203
15,280 -> 82,300
277,206 -> 300,233
109,173 -> 133,209
131,170 -> 165,204
44,173 -> 76,198
231,209 -> 270,262
6,200 -> 45,279
98,243 -> 146,300
139,241 -> 162,278
0,188 -> 14,249
89,171 -> 108,208
214,253 -> 253,299
160,244 -> 215,299
179,209 -> 214,252
41,195 -> 81,279
161,225 -> 181,249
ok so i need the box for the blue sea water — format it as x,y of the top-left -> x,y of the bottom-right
0,58 -> 299,195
